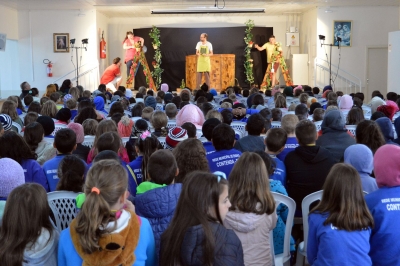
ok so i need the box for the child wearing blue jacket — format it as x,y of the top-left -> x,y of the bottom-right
365,144 -> 400,266
58,159 -> 156,266
307,163 -> 374,266
134,149 -> 182,265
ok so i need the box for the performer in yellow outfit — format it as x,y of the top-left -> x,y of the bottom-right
196,33 -> 213,89
255,35 -> 282,87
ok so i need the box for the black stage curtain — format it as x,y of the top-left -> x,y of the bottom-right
133,27 -> 273,90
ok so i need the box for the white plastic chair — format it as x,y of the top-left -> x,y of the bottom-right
82,135 -> 95,148
295,190 -> 323,266
47,191 -> 81,232
155,103 -> 164,111
167,120 -> 177,129
271,192 -> 296,266
271,121 -> 282,129
51,124 -> 68,136
295,190 -> 369,266
12,122 -> 22,133
131,116 -> 142,123
345,125 -> 357,136
121,137 -> 129,146
124,110 -> 132,117
314,121 -> 322,132
231,121 -> 247,137
196,129 -> 203,139
198,137 -> 208,143
234,129 -> 243,139
157,137 -> 167,149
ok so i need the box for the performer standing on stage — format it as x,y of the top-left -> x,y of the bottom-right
255,35 -> 282,87
196,33 -> 213,89
123,31 -> 144,84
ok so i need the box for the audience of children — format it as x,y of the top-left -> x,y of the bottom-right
2,84 -> 400,265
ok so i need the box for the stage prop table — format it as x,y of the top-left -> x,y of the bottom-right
185,54 -> 235,92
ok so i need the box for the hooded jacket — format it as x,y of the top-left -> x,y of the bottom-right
375,117 -> 398,145
224,207 -> 277,265
285,145 -> 336,214
176,104 -> 205,129
93,96 -> 108,114
338,94 -> 353,110
316,110 -> 356,162
368,96 -> 386,114
365,144 -> 400,266
179,222 -> 244,266
344,144 -> 378,193
23,228 -> 59,266
35,140 -> 57,165
134,183 -> 182,262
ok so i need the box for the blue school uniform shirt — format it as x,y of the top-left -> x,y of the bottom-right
70,109 -> 78,121
21,159 -> 50,192
365,186 -> 400,266
206,149 -> 242,178
57,215 -> 156,266
277,137 -> 299,162
307,212 -> 372,266
43,154 -> 88,191
269,155 -> 287,187
203,141 -> 216,155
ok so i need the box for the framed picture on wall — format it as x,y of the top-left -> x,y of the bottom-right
333,21 -> 352,47
53,33 -> 69,52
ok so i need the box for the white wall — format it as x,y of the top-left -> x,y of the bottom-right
316,6 -> 399,92
388,31 -> 400,94
300,7 -> 318,85
0,5 -> 18,40
17,9 -> 99,96
96,11 -> 110,74
107,15 -> 299,83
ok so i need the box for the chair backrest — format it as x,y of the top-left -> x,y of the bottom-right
231,121 -> 247,137
47,191 -> 81,232
345,125 -> 357,136
155,103 -> 164,111
234,129 -> 243,139
82,135 -> 95,148
301,190 -> 323,255
131,116 -> 142,123
19,112 -> 27,121
271,121 -> 282,129
167,120 -> 177,129
196,129 -> 203,139
157,137 -> 167,149
51,124 -> 68,136
271,192 -> 296,262
121,137 -> 129,146
314,121 -> 323,132
12,122 -> 22,133
124,110 -> 132,117
198,137 -> 208,143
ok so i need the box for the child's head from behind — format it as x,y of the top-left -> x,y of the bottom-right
97,132 -> 122,154
82,119 -> 98,135
281,114 -> 299,135
24,112 -> 39,127
312,163 -> 374,231
0,183 -> 53,265
181,122 -> 197,138
228,152 -> 275,214
0,131 -> 36,164
55,128 -> 77,154
295,120 -> 317,146
202,118 -> 221,141
0,158 -> 25,198
161,171 -> 229,265
76,159 -> 128,254
172,138 -> 210,183
136,131 -> 160,180
265,128 -> 287,153
23,122 -> 44,150
147,149 -> 177,185
271,108 -> 282,122
56,155 -> 85,193
212,123 -> 235,151
313,108 -> 325,122
246,113 -> 265,136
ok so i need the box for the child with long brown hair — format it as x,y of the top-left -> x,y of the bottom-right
307,163 -> 374,265
160,171 -> 244,266
0,183 -> 58,266
224,152 -> 277,265
86,120 -> 129,164
58,159 -> 156,265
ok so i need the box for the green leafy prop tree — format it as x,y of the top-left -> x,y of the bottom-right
149,26 -> 163,90
244,19 -> 255,85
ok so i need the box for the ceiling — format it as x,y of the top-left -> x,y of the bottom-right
0,0 -> 398,17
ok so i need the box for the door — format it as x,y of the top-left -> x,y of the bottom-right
366,47 -> 388,102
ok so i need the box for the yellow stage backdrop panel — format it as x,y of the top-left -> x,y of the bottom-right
185,54 -> 235,92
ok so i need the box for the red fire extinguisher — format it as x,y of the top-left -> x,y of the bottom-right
100,31 -> 106,59
43,59 -> 53,77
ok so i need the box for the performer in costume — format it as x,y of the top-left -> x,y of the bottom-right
123,31 -> 144,86
255,35 -> 282,87
196,33 -> 213,89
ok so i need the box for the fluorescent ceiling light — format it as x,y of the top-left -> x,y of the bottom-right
151,8 -> 265,14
